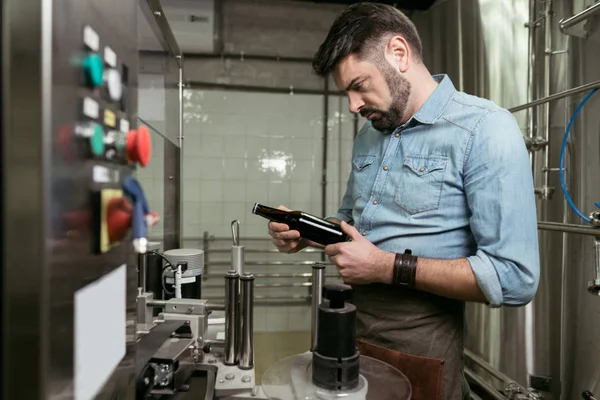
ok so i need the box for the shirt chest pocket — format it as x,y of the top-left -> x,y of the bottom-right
352,155 -> 376,200
394,154 -> 448,214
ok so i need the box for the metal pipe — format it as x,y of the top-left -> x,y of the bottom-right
147,300 -> 168,308
464,349 -> 521,389
559,1 -> 600,32
311,263 -> 326,351
178,65 -> 183,148
192,248 -> 326,254
509,79 -> 600,113
224,270 -> 240,365
138,253 -> 148,293
206,302 -> 225,311
231,220 -> 244,275
186,81 -> 345,97
201,260 -> 333,266
201,282 -> 315,289
204,272 -> 339,279
464,368 -> 507,400
321,77 -> 329,256
525,0 -> 538,176
588,237 -> 600,295
538,221 -> 600,236
239,273 -> 255,370
540,0 -> 553,200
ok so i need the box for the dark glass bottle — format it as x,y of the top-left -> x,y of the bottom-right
251,203 -> 350,246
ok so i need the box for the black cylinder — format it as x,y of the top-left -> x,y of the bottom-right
312,283 -> 360,391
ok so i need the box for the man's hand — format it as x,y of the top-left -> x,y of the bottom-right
325,221 -> 394,284
267,205 -> 324,253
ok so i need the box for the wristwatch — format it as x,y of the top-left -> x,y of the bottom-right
393,249 -> 418,288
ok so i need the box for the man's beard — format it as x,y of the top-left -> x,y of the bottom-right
360,66 -> 411,133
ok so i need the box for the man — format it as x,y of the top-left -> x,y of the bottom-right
267,3 -> 539,400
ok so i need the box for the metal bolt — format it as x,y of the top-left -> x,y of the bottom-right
242,375 -> 251,383
226,373 -> 235,380
219,379 -> 225,383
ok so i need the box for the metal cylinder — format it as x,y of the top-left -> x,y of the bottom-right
224,270 -> 240,365
138,253 -> 148,292
239,273 -> 254,370
311,262 -> 326,351
231,245 -> 245,275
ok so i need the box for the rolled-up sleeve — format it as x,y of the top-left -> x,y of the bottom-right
464,109 -> 540,307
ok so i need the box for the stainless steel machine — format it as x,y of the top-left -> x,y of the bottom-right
133,247 -> 413,399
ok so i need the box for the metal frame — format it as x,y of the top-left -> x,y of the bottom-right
559,1 -> 600,36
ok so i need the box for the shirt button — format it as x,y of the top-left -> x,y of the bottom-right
394,133 -> 400,138
362,231 -> 367,236
372,200 -> 378,205
419,167 -> 425,172
383,166 -> 389,171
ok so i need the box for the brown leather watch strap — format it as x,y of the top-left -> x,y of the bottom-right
393,250 -> 417,288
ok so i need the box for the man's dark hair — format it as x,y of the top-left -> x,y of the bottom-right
312,3 -> 422,77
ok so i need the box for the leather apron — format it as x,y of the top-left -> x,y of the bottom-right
352,283 -> 470,400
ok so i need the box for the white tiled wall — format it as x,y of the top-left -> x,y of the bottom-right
181,88 -> 361,332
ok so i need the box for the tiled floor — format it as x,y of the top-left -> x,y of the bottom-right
254,331 -> 311,383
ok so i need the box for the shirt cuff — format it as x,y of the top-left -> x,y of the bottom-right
467,250 -> 504,308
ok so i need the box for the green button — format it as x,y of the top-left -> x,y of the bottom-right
90,123 -> 105,156
83,53 -> 104,88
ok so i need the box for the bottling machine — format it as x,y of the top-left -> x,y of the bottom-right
134,241 -> 413,400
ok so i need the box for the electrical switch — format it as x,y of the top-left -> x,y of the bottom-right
82,53 -> 104,88
75,122 -> 105,157
126,125 -> 151,167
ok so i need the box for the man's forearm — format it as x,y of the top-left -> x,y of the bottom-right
378,252 -> 487,303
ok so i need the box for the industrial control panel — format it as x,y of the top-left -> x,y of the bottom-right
3,0 -> 157,398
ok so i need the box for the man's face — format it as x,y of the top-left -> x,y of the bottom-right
333,54 -> 411,132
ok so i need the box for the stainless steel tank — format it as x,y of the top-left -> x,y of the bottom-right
413,1 -> 600,399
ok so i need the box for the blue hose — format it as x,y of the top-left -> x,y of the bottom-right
559,88 -> 599,223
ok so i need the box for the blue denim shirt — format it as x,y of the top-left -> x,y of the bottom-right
329,74 -> 540,307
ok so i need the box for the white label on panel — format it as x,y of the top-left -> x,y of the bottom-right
120,119 -> 130,133
104,46 -> 117,68
83,97 -> 99,120
93,165 -> 119,183
83,25 -> 100,52
75,264 -> 126,400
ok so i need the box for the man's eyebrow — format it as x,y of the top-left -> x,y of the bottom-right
345,77 -> 364,92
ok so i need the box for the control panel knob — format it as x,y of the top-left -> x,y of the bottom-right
82,53 -> 104,88
104,68 -> 123,101
75,122 -> 105,157
126,125 -> 151,167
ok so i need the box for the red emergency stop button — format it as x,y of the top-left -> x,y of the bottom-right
126,125 -> 151,167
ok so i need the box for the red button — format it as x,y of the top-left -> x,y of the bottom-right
126,125 -> 152,167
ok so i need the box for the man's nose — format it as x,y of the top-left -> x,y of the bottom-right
348,93 -> 365,114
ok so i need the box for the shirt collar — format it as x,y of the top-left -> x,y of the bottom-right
407,74 -> 456,127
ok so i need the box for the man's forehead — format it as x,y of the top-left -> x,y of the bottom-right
333,56 -> 372,88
